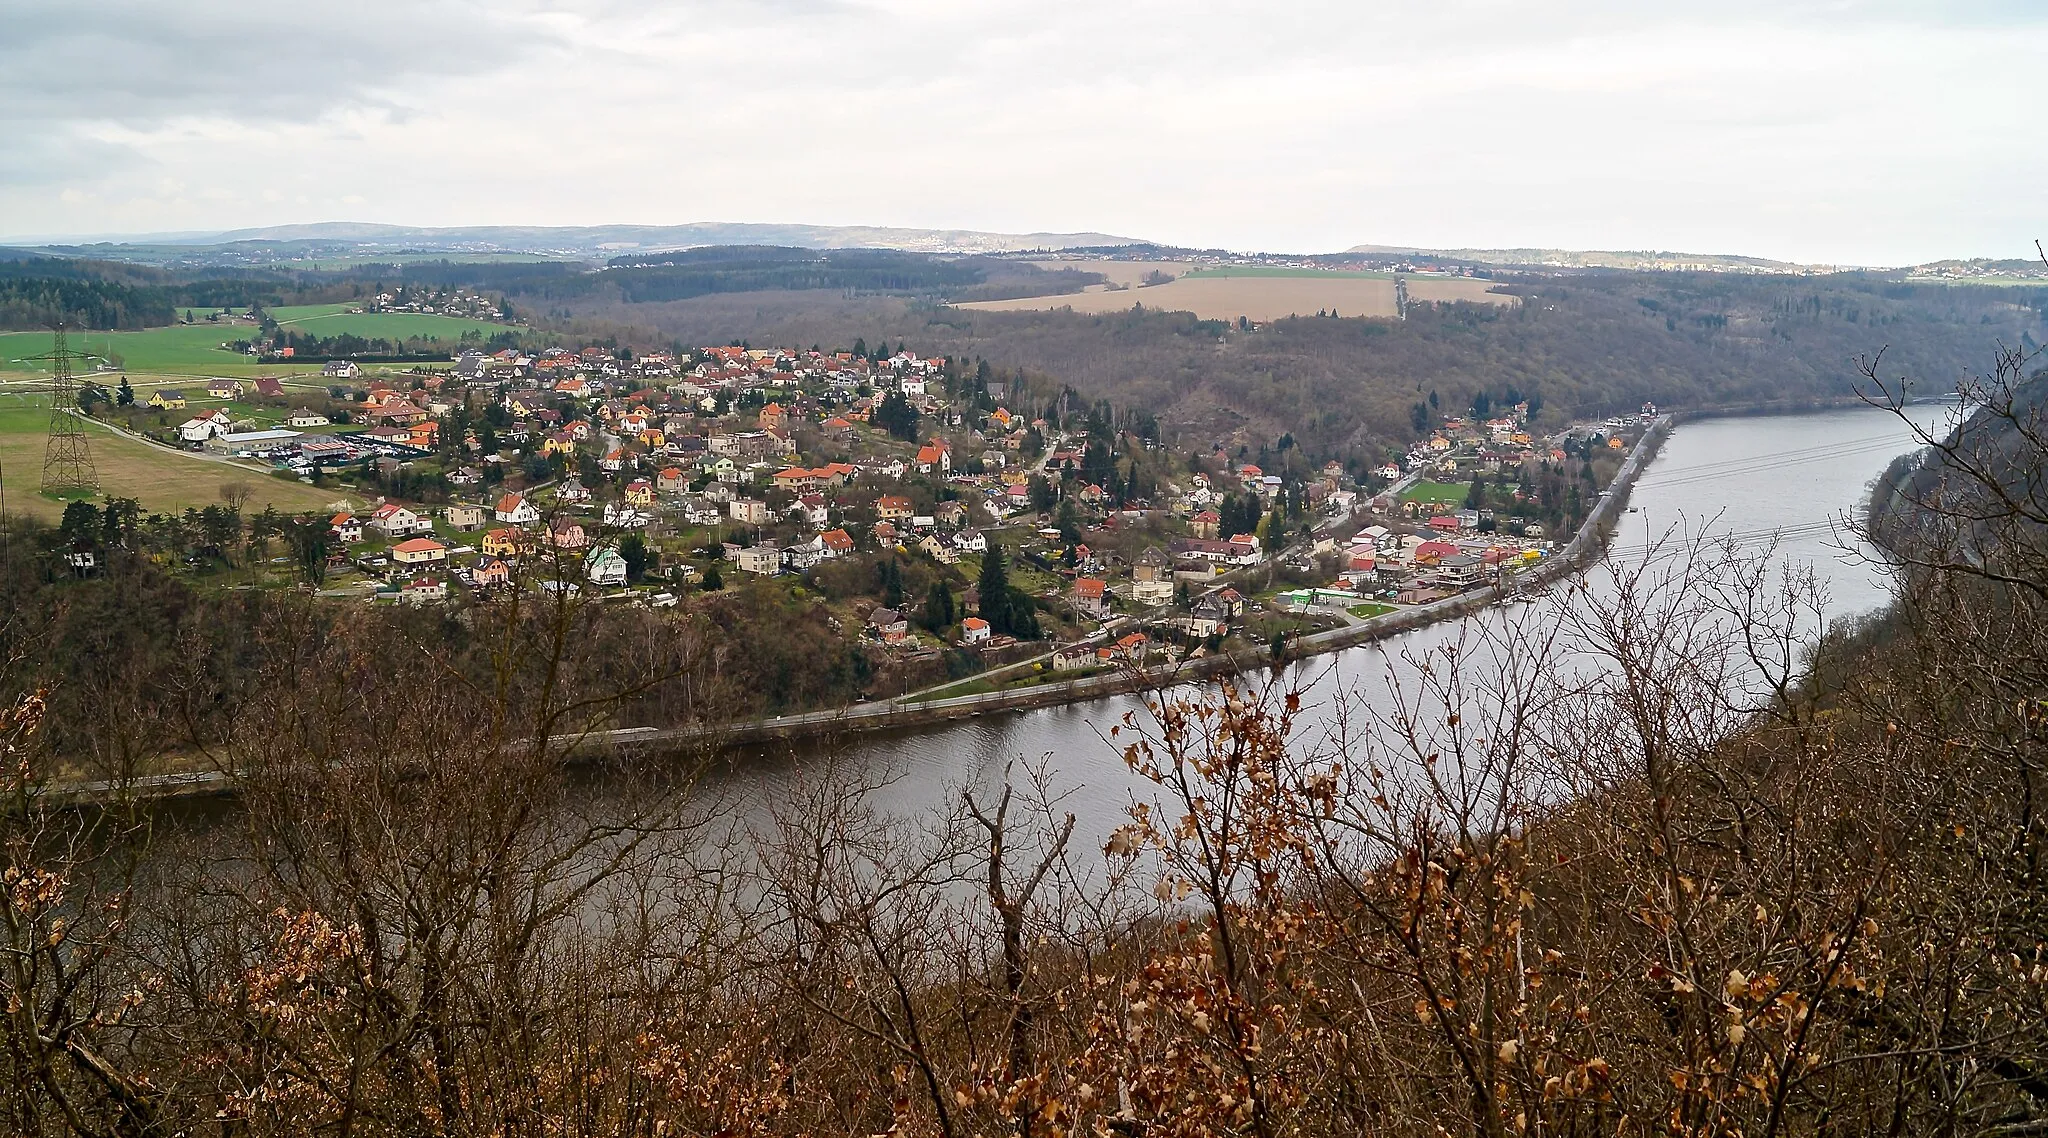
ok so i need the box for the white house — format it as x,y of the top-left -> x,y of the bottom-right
586,546 -> 629,587
287,409 -> 331,428
736,545 -> 781,575
494,493 -> 540,525
370,503 -> 421,538
178,417 -> 221,444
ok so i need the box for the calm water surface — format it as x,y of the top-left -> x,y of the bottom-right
713,402 -> 1957,845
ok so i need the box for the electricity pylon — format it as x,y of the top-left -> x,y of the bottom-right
34,324 -> 101,495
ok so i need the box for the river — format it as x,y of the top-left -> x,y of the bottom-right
714,401 -> 1957,847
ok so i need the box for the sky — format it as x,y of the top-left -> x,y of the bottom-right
3,0 -> 2043,265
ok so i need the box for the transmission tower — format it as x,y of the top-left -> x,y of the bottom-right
35,325 -> 100,495
1394,276 -> 1410,321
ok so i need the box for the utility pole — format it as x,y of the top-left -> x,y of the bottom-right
34,324 -> 101,495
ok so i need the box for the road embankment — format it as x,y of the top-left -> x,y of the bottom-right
39,417 -> 1673,806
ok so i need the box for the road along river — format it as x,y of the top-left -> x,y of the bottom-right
706,400 -> 1958,850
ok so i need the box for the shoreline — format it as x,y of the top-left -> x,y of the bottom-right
41,415 -> 1675,806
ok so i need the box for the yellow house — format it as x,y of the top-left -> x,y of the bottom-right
148,390 -> 187,410
541,431 -> 577,458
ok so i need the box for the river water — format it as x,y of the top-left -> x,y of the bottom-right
716,401 -> 1957,846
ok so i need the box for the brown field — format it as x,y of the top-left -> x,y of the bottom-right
0,402 -> 353,522
1024,259 -> 1200,290
959,272 -> 1514,322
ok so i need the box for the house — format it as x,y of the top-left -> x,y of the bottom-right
206,379 -> 243,399
657,466 -> 690,494
252,377 -> 285,398
1051,643 -> 1098,671
819,528 -> 856,558
1104,632 -> 1150,664
602,502 -> 651,528
556,478 -> 591,504
1072,577 -> 1110,619
444,504 -> 486,531
322,360 -> 361,380
919,534 -> 960,565
391,536 -> 448,565
624,479 -> 655,506
370,503 -> 422,537
586,546 -> 629,587
680,496 -> 723,526
729,498 -> 770,525
875,495 -> 914,521
286,409 -> 331,428
736,545 -> 781,576
400,576 -> 447,605
914,441 -> 951,474
1191,510 -> 1221,539
1188,596 -> 1231,638
472,556 -> 512,588
867,607 -> 910,645
148,390 -> 187,410
329,512 -> 364,544
546,519 -> 588,550
953,530 -> 988,554
1131,547 -> 1173,605
178,416 -> 222,444
495,494 -> 540,525
483,528 -> 531,558
960,616 -> 991,645
1226,533 -> 1262,565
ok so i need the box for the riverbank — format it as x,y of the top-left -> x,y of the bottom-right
39,416 -> 1673,807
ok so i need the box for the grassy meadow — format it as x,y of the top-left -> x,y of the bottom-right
1,309 -> 519,379
0,399 -> 351,522
1400,479 -> 1471,508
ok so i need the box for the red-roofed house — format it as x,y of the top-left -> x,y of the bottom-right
1072,577 -> 1110,618
392,537 -> 447,565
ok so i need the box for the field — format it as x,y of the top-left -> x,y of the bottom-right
955,270 -> 1514,322
1400,480 -> 1471,508
1023,259 -> 1199,289
0,309 -> 520,378
0,399 -> 352,521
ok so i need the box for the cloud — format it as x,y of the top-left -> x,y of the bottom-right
0,0 -> 549,185
1,0 -> 2042,262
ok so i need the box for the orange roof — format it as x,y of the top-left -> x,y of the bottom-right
962,617 -> 989,631
496,494 -> 525,513
1074,578 -> 1107,598
329,512 -> 354,526
394,537 -> 445,554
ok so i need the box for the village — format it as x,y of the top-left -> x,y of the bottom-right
142,337 -> 1650,699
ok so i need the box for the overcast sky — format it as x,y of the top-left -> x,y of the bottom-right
3,0 -> 2042,264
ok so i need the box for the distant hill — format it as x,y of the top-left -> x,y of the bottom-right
153,221 -> 1146,257
1346,243 -> 1817,273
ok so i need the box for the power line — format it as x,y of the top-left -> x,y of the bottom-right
28,325 -> 100,496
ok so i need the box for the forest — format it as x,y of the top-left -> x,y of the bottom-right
540,269 -> 2048,459
0,338 -> 2044,1136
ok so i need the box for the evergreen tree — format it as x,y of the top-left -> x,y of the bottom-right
620,534 -> 649,582
701,562 -> 723,591
922,582 -> 954,632
116,376 -> 134,406
978,540 -> 1015,635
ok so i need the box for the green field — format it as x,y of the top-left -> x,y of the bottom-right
0,399 -> 352,521
270,306 -> 513,341
1400,480 -> 1471,507
1,309 -> 519,377
1347,602 -> 1396,619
